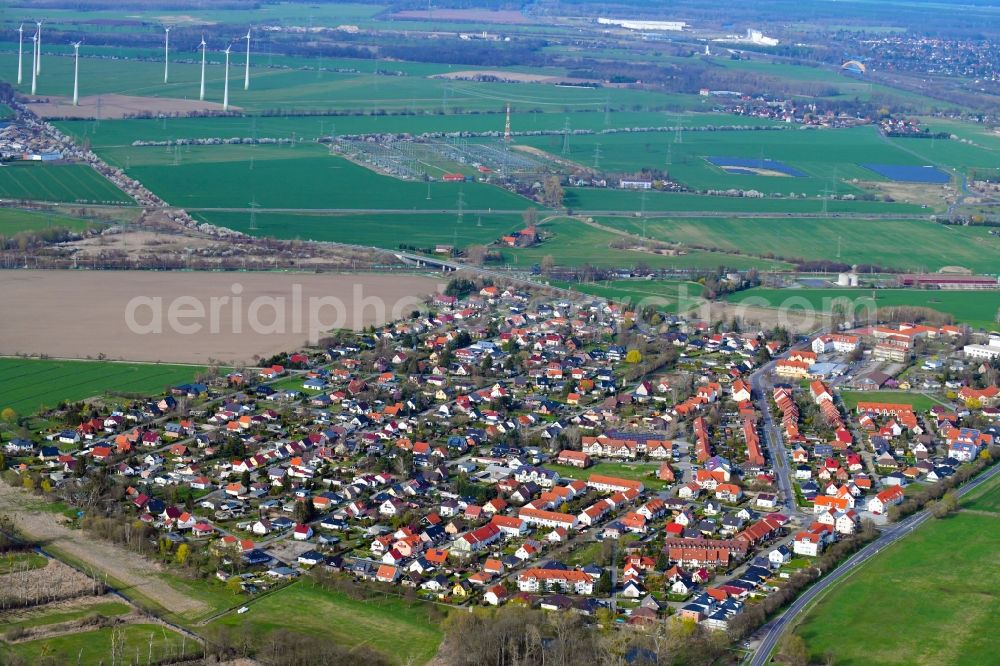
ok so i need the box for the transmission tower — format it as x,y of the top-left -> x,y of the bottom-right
504,103 -> 511,145
456,190 -> 465,225
593,143 -> 602,170
561,118 -> 571,155
249,197 -> 259,231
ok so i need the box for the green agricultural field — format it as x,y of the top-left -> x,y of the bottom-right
502,217 -> 792,271
115,144 -> 528,211
55,111 -> 782,151
1,600 -> 131,633
795,476 -> 1000,665
0,163 -> 132,204
8,1 -> 383,29
962,475 -> 1000,514
0,207 -> 104,235
600,217 -> 1000,273
193,210 -> 522,249
917,116 -> 1000,154
562,188 -> 923,215
544,461 -> 671,490
0,358 -> 208,416
838,390 -> 939,412
550,279 -> 706,313
523,125 -> 941,197
3,623 -> 198,664
726,287 -> 1000,331
210,581 -> 444,665
0,51 -> 696,115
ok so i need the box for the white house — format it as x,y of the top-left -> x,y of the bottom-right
768,545 -> 792,567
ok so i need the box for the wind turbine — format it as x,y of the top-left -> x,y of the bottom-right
243,28 -> 252,90
72,41 -> 82,106
16,24 -> 23,86
163,26 -> 171,83
34,21 -> 41,76
223,44 -> 232,111
30,31 -> 37,95
199,35 -> 207,101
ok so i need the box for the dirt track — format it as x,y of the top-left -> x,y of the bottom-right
0,483 -> 206,616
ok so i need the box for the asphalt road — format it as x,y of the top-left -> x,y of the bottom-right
182,207 -> 934,221
748,335 -> 818,516
749,462 -> 1000,666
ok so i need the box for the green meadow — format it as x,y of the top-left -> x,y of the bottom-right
4,624 -> 198,664
838,390 -> 939,412
563,188 -> 923,215
0,358 -> 208,416
0,163 -> 131,204
549,279 -> 706,313
54,111 -> 782,150
727,287 -> 1000,331
544,461 -> 671,490
210,581 -> 444,665
0,207 -> 104,234
1,600 -> 131,633
193,210 -> 524,248
522,124 -> 961,197
0,52 -> 695,114
795,474 -> 1000,665
599,216 -> 1000,273
115,144 -> 528,211
501,217 -> 793,271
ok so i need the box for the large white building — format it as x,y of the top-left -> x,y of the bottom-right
964,334 -> 1000,360
812,333 -> 860,354
597,18 -> 686,31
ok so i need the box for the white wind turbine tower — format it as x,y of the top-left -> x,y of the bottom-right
72,41 -> 82,106
30,31 -> 37,95
163,26 -> 171,83
199,35 -> 207,101
243,28 -> 251,90
17,25 -> 23,86
223,44 -> 232,111
35,21 -> 41,75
